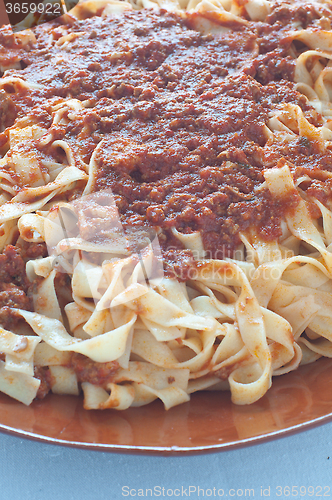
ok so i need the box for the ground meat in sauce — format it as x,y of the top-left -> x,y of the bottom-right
70,353 -> 119,387
34,366 -> 52,399
17,240 -> 48,260
0,245 -> 33,330
33,354 -> 120,400
1,2 -> 332,278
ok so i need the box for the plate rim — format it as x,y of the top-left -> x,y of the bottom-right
1,408 -> 331,455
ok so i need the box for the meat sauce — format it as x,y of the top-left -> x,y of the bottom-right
70,353 -> 119,386
1,2 -> 332,395
0,245 -> 33,330
1,5 -> 332,274
33,355 -> 120,400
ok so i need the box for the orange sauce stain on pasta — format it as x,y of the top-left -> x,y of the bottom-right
35,296 -> 48,310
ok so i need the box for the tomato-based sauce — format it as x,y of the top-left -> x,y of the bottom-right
70,353 -> 119,386
0,245 -> 33,330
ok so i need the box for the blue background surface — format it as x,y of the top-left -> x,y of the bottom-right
0,420 -> 331,500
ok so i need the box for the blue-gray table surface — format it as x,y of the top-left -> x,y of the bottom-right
0,420 -> 331,500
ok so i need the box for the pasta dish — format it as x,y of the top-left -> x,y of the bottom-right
1,0 -> 332,410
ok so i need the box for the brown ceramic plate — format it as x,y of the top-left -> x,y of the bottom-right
0,357 -> 332,454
